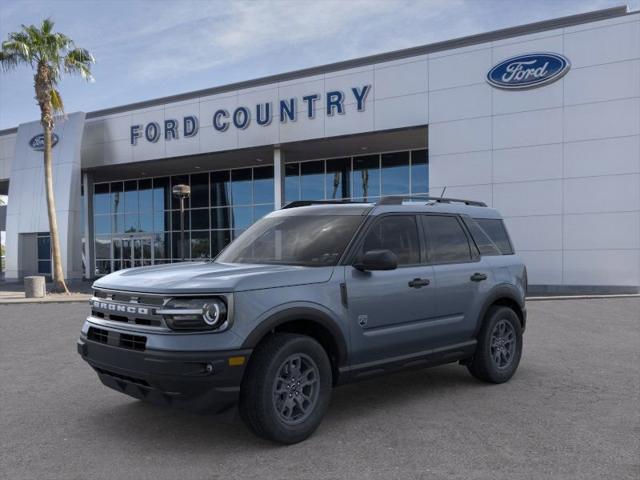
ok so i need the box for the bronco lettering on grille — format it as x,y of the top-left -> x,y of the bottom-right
91,300 -> 149,315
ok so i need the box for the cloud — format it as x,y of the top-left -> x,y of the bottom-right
0,0 -> 627,129
88,0 -> 472,81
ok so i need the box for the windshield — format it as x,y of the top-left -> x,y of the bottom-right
216,214 -> 363,266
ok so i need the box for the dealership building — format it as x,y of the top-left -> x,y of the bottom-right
0,5 -> 638,293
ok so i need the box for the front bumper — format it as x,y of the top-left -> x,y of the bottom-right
77,333 -> 251,413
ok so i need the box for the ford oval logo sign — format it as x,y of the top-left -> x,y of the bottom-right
487,53 -> 570,90
29,133 -> 59,151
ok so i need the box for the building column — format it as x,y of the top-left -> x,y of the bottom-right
83,172 -> 95,279
273,147 -> 286,209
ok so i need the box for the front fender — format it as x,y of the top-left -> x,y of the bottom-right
240,302 -> 348,367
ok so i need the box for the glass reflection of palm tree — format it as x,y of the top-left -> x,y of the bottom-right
112,191 -> 120,234
331,172 -> 339,199
361,170 -> 369,201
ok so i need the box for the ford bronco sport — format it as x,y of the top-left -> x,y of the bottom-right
78,195 -> 527,444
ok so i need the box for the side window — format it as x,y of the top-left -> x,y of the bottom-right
462,217 -> 501,256
423,215 -> 472,264
360,215 -> 420,265
475,218 -> 514,255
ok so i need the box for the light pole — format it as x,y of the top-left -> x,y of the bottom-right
172,184 -> 191,261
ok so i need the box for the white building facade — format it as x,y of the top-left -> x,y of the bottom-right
0,6 -> 638,294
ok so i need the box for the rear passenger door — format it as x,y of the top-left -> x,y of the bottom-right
421,214 -> 493,346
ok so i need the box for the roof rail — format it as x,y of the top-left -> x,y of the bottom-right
376,194 -> 487,207
282,200 -> 363,209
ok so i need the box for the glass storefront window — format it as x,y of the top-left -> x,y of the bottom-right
211,171 -> 231,207
139,213 -> 153,232
190,231 -> 210,259
326,158 -> 350,199
111,182 -> 123,216
124,213 -> 140,233
95,236 -> 110,259
352,154 -> 380,201
411,149 -> 429,194
153,211 -> 169,232
172,232 -> 186,259
381,151 -> 410,195
211,207 -> 231,230
211,230 -> 232,256
94,184 -> 110,214
153,233 -> 169,259
92,149 -> 428,275
285,163 -> 300,203
95,260 -> 111,275
37,232 -> 51,275
138,179 -> 153,212
153,177 -> 170,211
191,208 -> 209,230
171,210 -> 190,231
231,169 -> 252,205
124,180 -> 138,213
190,173 -> 209,208
232,206 -> 253,229
254,204 -> 274,221
254,166 -> 274,204
300,161 -> 325,200
94,215 -> 110,235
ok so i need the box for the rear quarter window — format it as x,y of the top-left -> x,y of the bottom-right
473,218 -> 514,255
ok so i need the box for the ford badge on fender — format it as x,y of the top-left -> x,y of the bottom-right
487,53 -> 570,90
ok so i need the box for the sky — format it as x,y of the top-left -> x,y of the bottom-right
0,0 -> 636,130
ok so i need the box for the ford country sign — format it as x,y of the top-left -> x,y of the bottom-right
29,133 -> 59,151
487,53 -> 570,90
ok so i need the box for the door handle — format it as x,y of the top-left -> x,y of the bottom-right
470,272 -> 488,282
408,278 -> 430,288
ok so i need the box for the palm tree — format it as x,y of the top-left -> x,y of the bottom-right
0,18 -> 94,293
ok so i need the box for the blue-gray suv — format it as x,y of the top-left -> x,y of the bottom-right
78,196 -> 527,444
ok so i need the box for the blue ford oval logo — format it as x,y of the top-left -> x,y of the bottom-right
487,53 -> 570,90
29,133 -> 59,151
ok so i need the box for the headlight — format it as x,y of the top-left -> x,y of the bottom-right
158,298 -> 229,331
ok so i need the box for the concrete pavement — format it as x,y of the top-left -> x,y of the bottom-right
0,298 -> 638,479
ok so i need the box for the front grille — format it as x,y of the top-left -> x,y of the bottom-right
87,327 -> 108,344
86,326 -> 147,352
90,288 -> 167,329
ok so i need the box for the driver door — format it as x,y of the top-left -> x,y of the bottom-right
345,214 -> 438,365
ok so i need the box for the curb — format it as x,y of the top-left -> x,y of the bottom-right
0,295 -> 91,305
527,294 -> 640,301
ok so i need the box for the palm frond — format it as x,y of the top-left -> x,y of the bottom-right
0,51 -> 20,70
50,88 -> 64,113
64,47 -> 94,81
41,17 -> 54,35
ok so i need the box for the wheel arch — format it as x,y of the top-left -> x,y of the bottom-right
475,284 -> 526,336
241,306 -> 348,384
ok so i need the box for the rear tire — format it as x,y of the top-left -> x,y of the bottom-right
467,306 -> 522,384
239,333 -> 332,444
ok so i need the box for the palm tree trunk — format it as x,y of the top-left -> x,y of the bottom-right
43,123 -> 69,293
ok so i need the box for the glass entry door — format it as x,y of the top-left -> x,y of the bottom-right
113,236 -> 153,271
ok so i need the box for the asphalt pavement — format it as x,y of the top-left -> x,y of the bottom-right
0,298 -> 638,480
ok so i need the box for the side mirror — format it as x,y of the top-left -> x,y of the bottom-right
353,249 -> 398,271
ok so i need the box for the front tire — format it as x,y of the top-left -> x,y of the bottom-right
239,333 -> 332,444
467,306 -> 523,383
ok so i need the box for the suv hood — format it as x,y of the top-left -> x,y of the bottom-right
92,262 -> 334,294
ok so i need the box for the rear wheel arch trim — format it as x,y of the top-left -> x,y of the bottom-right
475,285 -> 525,335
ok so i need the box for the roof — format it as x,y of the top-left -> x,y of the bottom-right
0,5 -> 631,136
274,197 -> 504,219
